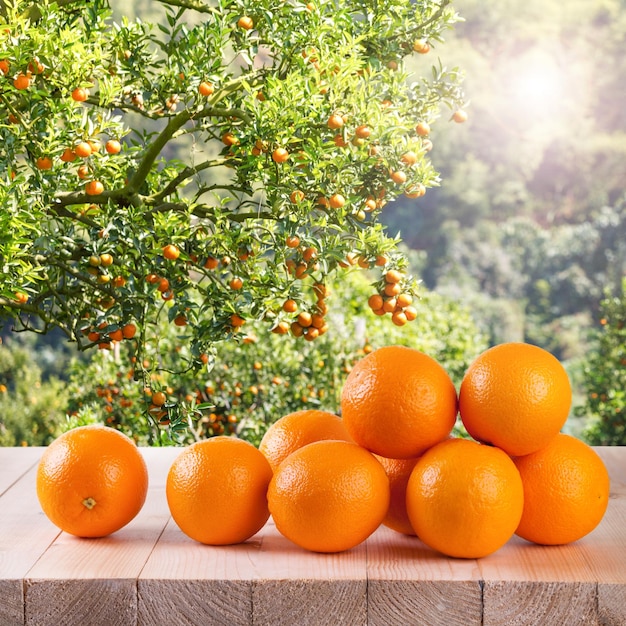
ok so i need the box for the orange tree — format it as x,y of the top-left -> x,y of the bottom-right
1,0 -> 466,438
63,271 -> 487,446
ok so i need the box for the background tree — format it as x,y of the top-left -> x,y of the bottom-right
383,0 -> 626,358
0,0 -> 467,439
575,279 -> 626,446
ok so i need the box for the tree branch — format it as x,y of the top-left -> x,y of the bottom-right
148,157 -> 231,204
154,0 -> 218,14
408,0 -> 453,37
126,104 -> 252,198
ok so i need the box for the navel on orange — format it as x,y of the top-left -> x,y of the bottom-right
268,440 -> 390,553
36,425 -> 148,537
459,342 -> 571,456
166,436 -> 272,545
406,438 -> 524,558
259,409 -> 352,471
341,345 -> 457,459
513,433 -> 610,545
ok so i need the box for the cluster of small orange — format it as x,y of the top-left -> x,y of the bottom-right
367,268 -> 417,326
78,249 -> 137,349
3,63 -> 120,195
36,342 -> 610,559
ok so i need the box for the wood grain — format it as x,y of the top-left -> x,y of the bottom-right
580,448 -> 626,624
0,446 -> 41,496
366,526 -> 482,626
251,520 -> 367,626
0,446 -> 623,624
138,518 -> 260,625
482,580 -> 598,626
0,452 -> 59,626
23,447 -> 179,626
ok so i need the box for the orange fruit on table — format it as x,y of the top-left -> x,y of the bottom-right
406,438 -> 524,558
259,409 -> 352,472
513,433 -> 610,545
458,342 -> 572,456
166,437 -> 272,545
267,440 -> 390,553
36,425 -> 148,537
374,454 -> 421,536
340,345 -> 457,459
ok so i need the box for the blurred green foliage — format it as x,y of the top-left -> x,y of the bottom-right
0,343 -> 68,446
575,279 -> 626,445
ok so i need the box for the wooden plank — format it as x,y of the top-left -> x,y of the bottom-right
0,454 -> 60,626
365,526 -> 482,626
138,518 -> 260,626
23,446 -> 179,626
0,446 -> 42,496
0,445 -> 622,624
479,538 -> 600,626
140,518 -> 368,626
138,445 -> 262,625
579,448 -> 626,625
479,446 -> 626,626
252,520 -> 367,626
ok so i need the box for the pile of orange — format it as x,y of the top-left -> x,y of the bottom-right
36,342 -> 610,560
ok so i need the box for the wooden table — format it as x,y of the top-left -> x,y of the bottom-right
1,446 -> 624,626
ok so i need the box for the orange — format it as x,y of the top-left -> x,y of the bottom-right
272,147 -> 289,163
237,15 -> 254,30
71,87 -> 89,102
36,425 -> 148,537
105,139 -> 122,154
13,72 -> 31,90
374,454 -> 421,535
198,81 -> 214,96
406,438 -> 524,558
340,345 -> 457,459
85,180 -> 104,195
166,437 -> 272,545
162,243 -> 180,260
74,141 -> 93,158
327,113 -> 344,129
259,409 -> 352,472
513,433 -> 610,545
267,440 -> 390,552
459,342 -> 572,456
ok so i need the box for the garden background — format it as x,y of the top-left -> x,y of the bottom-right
1,0 -> 624,447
